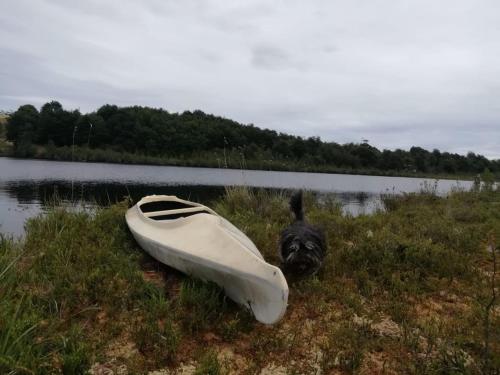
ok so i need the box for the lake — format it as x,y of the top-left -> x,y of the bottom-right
0,157 -> 472,236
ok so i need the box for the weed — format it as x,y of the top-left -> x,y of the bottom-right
320,318 -> 378,374
60,326 -> 90,375
178,279 -> 228,333
194,350 -> 226,375
133,284 -> 179,366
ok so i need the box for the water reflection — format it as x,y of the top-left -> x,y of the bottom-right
3,180 -> 226,206
0,157 -> 472,236
0,180 -> 384,235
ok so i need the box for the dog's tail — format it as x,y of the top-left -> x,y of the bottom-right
290,190 -> 304,221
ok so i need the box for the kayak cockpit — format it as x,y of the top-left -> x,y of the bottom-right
136,195 -> 264,259
139,198 -> 216,221
146,210 -> 213,221
140,200 -> 199,212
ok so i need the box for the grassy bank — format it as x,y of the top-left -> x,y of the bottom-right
1,143 -> 489,181
1,188 -> 499,374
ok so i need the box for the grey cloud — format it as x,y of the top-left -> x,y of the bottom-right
251,45 -> 293,71
0,47 -> 199,112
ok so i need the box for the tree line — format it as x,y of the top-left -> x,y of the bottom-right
5,101 -> 499,175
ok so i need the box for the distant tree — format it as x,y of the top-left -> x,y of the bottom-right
96,104 -> 119,120
4,101 -> 498,175
318,142 -> 346,166
348,142 -> 380,167
6,104 -> 39,146
466,152 -> 490,173
491,159 -> 500,173
440,153 -> 457,173
410,146 -> 429,172
429,149 -> 441,169
291,138 -> 307,158
272,139 -> 293,158
76,114 -> 108,148
379,149 -> 404,171
37,101 -> 80,146
305,137 -> 321,158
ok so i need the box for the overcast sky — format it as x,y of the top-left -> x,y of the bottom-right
1,0 -> 499,158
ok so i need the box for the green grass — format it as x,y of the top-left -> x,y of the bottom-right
178,279 -> 229,334
0,187 -> 498,373
194,350 -> 225,375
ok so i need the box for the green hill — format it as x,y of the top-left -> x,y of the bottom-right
4,101 -> 499,178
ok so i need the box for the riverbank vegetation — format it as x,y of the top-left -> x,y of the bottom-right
0,113 -> 12,155
1,186 -> 498,374
3,102 -> 499,178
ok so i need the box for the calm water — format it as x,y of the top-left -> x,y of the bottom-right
0,157 -> 472,236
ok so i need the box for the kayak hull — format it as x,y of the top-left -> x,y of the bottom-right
125,195 -> 288,324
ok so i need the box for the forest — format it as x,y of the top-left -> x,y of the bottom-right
4,101 -> 499,175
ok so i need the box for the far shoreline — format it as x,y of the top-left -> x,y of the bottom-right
0,151 -> 477,182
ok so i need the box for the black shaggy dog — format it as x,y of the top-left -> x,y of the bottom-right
279,191 -> 327,278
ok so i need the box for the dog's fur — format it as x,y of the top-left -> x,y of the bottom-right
279,191 -> 326,278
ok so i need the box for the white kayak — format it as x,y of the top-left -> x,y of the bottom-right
125,195 -> 289,324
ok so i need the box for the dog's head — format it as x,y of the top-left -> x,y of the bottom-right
281,234 -> 323,278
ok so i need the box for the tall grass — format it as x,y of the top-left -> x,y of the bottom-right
0,205 -> 179,373
0,235 -> 37,374
0,188 -> 498,373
